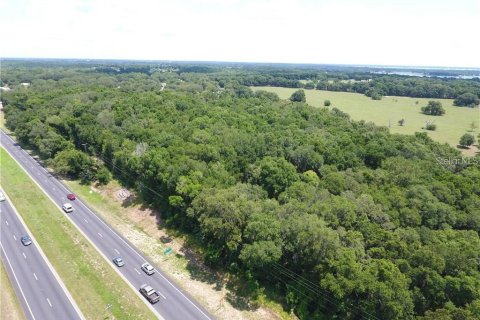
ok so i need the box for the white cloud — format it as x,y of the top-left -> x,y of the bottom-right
1,0 -> 478,67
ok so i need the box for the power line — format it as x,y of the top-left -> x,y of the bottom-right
270,263 -> 380,320
95,152 -> 166,200
94,150 -> 380,319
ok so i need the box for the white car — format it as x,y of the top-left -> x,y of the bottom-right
141,262 -> 155,275
62,203 -> 74,213
0,191 -> 5,202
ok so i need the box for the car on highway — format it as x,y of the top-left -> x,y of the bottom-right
21,235 -> 32,246
141,262 -> 155,275
62,203 -> 74,213
139,284 -> 161,304
113,257 -> 125,267
67,193 -> 76,200
0,191 -> 6,202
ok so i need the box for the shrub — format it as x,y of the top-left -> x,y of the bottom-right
421,101 -> 445,116
290,90 -> 306,102
459,133 -> 475,147
324,99 -> 331,106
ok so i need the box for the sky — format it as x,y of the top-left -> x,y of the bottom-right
1,0 -> 479,68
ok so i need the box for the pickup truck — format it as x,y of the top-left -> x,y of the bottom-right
139,284 -> 161,304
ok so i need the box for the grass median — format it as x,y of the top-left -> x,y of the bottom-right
0,147 -> 156,320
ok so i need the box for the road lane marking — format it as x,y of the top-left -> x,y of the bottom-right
46,298 -> 52,307
1,131 -> 165,320
13,235 -> 17,240
158,291 -> 167,300
33,273 -> 38,280
0,243 -> 37,320
0,151 -> 87,320
114,249 -> 120,255
5,220 -> 8,226
84,218 -> 88,224
78,194 -> 213,319
97,232 -> 103,238
134,268 -> 141,274
22,252 -> 26,259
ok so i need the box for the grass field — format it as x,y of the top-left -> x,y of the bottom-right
0,147 -> 156,320
1,262 -> 25,320
253,87 -> 480,151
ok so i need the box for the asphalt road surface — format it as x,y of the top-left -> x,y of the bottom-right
1,129 -> 213,320
0,189 -> 84,320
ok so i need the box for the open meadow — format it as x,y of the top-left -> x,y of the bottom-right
253,86 -> 480,153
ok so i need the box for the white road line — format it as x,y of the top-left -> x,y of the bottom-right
1,132 -> 164,319
114,249 -> 120,255
46,298 -> 52,307
33,273 -> 38,280
77,191 -> 213,319
22,252 -> 26,259
83,218 -> 88,224
5,220 -> 8,226
158,291 -> 167,300
134,268 -> 141,275
0,147 -> 87,320
0,243 -> 37,320
13,235 -> 17,240
97,232 -> 103,238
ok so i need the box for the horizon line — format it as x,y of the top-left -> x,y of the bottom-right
2,57 -> 480,71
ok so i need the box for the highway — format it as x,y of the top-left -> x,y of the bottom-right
0,188 -> 84,320
1,129 -> 213,320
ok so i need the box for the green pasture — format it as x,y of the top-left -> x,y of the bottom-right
253,87 -> 480,149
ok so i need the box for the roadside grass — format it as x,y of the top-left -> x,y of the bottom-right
0,112 -> 9,132
0,262 -> 25,320
64,179 -> 294,320
0,148 -> 156,320
253,86 -> 480,151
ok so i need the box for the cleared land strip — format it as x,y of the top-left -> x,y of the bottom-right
0,147 -> 157,320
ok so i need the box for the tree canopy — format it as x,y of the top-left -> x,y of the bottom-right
421,101 -> 445,116
2,60 -> 480,320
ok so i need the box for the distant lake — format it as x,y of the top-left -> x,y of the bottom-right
371,70 -> 480,79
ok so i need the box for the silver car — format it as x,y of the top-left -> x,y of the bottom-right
113,257 -> 125,267
0,191 -> 6,202
21,235 -> 32,246
141,262 -> 155,275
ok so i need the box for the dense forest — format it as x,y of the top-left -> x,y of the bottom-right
2,60 -> 480,320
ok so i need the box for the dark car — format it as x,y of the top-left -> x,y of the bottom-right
113,257 -> 125,267
21,235 -> 32,246
67,193 -> 76,201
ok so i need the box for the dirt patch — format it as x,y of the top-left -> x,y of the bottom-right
459,144 -> 479,157
89,183 -> 285,320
